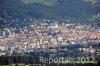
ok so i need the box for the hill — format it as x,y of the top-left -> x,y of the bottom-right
0,0 -> 100,25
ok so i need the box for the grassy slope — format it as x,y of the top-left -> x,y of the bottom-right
21,0 -> 58,6
84,0 -> 98,4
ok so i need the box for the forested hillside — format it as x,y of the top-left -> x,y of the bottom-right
0,0 -> 100,23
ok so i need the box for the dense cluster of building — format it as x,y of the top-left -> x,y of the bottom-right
0,19 -> 100,56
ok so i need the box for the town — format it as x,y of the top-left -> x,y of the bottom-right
0,18 -> 100,58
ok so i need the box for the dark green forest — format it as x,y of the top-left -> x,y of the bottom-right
0,0 -> 100,24
0,56 -> 98,66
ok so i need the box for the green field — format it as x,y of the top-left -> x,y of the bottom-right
1,62 -> 97,66
2,64 -> 45,66
2,64 -> 25,66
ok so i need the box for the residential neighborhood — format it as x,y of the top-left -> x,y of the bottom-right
0,19 -> 100,57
